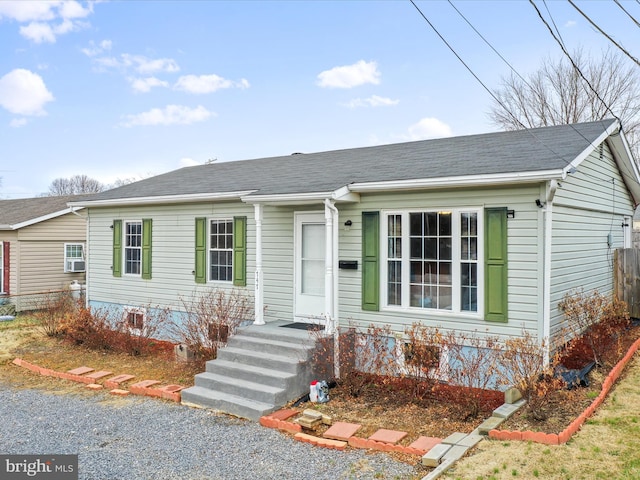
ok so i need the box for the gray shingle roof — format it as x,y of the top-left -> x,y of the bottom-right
77,119 -> 618,202
0,195 -> 84,228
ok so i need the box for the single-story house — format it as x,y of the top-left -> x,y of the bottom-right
0,195 -> 87,312
69,119 -> 639,415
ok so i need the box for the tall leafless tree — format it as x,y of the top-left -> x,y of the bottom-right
46,174 -> 105,196
489,48 -> 640,161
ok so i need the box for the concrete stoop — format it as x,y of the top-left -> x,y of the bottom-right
181,321 -> 322,421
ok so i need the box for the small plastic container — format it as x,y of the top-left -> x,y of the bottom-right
309,380 -> 318,402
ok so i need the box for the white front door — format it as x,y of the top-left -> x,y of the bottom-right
295,212 -> 325,322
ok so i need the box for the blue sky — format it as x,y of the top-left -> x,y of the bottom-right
0,0 -> 638,198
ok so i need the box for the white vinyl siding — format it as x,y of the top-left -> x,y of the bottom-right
87,202 -> 255,311
549,141 -> 634,336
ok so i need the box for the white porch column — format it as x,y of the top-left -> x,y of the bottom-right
324,199 -> 337,333
253,203 -> 265,325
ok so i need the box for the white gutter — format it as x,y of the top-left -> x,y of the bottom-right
562,120 -> 620,177
68,191 -> 256,208
349,169 -> 564,192
8,207 -> 85,230
253,203 -> 265,326
323,199 -> 338,335
242,189 -> 359,205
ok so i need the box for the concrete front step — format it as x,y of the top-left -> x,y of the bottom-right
193,371 -> 289,405
217,346 -> 305,374
181,385 -> 277,421
227,334 -> 315,358
206,359 -> 296,390
238,322 -> 322,345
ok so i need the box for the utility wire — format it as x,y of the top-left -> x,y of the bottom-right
542,0 -> 566,48
408,0 -> 568,163
529,0 -> 623,128
568,0 -> 640,67
614,0 -> 640,29
446,0 -> 614,169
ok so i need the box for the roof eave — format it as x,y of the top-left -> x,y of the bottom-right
68,191 -> 256,208
8,207 -> 85,230
349,170 -> 564,193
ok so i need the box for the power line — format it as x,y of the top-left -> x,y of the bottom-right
409,0 -> 570,165
568,0 -> 640,67
528,0 -> 623,128
613,0 -> 640,29
542,0 -> 566,48
446,0 -> 612,167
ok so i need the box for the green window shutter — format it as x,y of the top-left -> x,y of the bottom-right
112,219 -> 122,277
362,211 -> 380,311
233,216 -> 247,287
485,207 -> 508,322
141,218 -> 152,280
195,217 -> 207,284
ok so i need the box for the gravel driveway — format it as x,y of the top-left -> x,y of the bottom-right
0,383 -> 416,479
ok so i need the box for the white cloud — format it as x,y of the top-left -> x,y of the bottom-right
174,74 -> 250,94
317,60 -> 380,89
1,1 -> 93,43
10,118 -> 28,128
0,69 -> 54,116
120,105 -> 213,127
406,117 -> 452,140
129,77 -> 169,93
343,95 -> 399,108
179,157 -> 201,167
82,39 -> 112,57
94,53 -> 180,74
565,20 -> 577,28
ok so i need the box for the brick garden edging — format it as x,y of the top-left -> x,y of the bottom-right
11,358 -> 185,403
489,336 -> 640,445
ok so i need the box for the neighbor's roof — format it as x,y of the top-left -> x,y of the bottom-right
0,195 -> 85,230
70,119 -> 639,206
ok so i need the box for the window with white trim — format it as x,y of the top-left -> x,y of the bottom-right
125,221 -> 142,275
64,243 -> 85,273
383,209 -> 481,314
209,219 -> 233,282
0,241 -> 4,293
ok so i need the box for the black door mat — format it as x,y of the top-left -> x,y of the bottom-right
279,322 -> 324,331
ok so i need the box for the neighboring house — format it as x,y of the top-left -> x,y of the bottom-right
0,196 -> 87,312
70,119 -> 640,364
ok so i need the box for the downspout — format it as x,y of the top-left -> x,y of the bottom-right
70,207 -> 89,308
324,198 -> 340,380
542,179 -> 558,366
253,203 -> 265,325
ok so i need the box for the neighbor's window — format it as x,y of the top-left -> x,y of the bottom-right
209,219 -> 233,282
64,243 -> 85,273
125,221 -> 142,275
0,241 -> 4,293
383,209 -> 480,313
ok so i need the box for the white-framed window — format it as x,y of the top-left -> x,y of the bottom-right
209,219 -> 233,282
123,306 -> 146,335
124,221 -> 142,275
0,241 -> 4,294
382,208 -> 482,315
64,243 -> 85,273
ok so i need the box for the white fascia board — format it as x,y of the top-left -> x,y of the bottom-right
10,207 -> 85,230
608,132 -> 640,206
241,188 -> 359,205
68,191 -> 256,208
349,170 -> 563,192
562,120 -> 620,177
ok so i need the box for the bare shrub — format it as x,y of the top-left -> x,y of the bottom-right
497,330 -> 563,421
61,305 -> 113,350
33,289 -> 78,337
559,289 -> 630,367
114,306 -> 172,356
437,330 -> 502,419
171,289 -> 253,362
